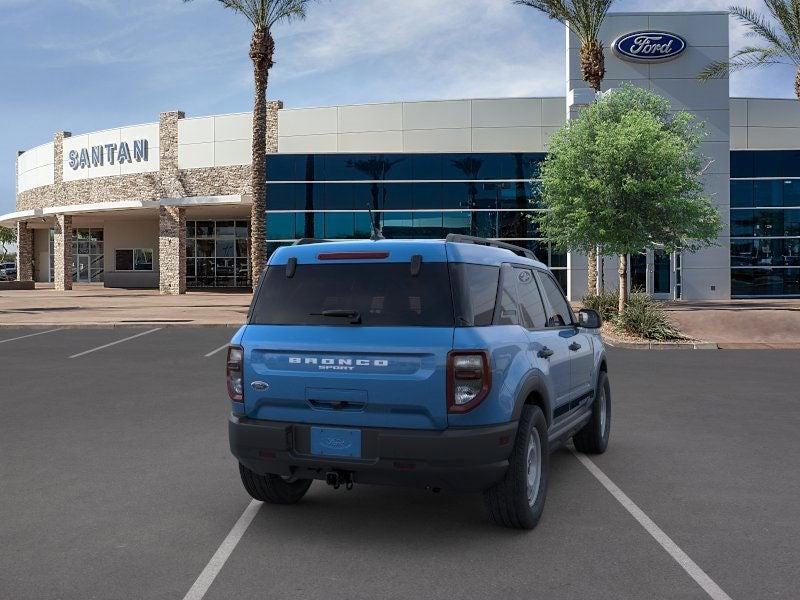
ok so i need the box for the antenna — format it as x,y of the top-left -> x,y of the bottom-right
367,203 -> 385,241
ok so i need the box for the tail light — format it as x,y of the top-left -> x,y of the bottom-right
447,351 -> 491,413
227,345 -> 244,402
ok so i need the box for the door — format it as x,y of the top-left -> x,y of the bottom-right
536,270 -> 594,402
77,256 -> 90,283
513,266 -> 572,411
652,249 -> 672,299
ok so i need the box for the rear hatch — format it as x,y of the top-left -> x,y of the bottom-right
242,243 -> 454,430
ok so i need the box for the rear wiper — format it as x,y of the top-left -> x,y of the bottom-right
310,309 -> 362,324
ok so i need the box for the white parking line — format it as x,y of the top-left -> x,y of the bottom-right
182,500 -> 262,600
571,450 -> 733,600
204,343 -> 230,358
0,328 -> 63,345
68,328 -> 162,359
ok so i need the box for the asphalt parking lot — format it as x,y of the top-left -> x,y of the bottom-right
1,327 -> 799,600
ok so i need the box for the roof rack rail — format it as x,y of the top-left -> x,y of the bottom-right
292,238 -> 333,246
445,234 -> 539,261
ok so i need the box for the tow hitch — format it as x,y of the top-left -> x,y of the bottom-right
325,470 -> 355,490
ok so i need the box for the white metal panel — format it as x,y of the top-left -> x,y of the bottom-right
691,109 -> 729,143
214,113 -> 252,142
278,134 -> 338,153
648,13 -> 729,47
178,142 -> 215,169
573,14 -> 648,49
402,128 -> 471,152
746,127 -> 800,150
747,98 -> 800,128
730,126 -> 748,149
472,127 -> 543,152
179,117 -> 214,145
541,98 -> 566,126
471,98 -> 542,128
542,126 -> 560,149
729,99 -> 748,127
651,46 -> 728,79
649,78 -> 729,111
120,151 -> 160,175
278,107 -> 338,137
214,139 -> 250,166
338,103 -> 403,133
337,131 -> 403,152
403,100 -> 471,130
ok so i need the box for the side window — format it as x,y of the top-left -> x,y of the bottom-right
494,265 -> 519,325
538,271 -> 573,327
514,268 -> 548,329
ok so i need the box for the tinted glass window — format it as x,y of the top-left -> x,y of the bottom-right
538,271 -> 573,327
514,268 -> 547,329
730,151 -> 754,178
449,263 -> 500,327
754,180 -> 782,207
251,263 -> 454,326
115,249 -> 133,271
730,181 -> 753,208
494,265 -> 519,326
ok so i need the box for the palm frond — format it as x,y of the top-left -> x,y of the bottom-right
699,46 -> 788,80
730,5 -> 800,64
515,0 -> 616,43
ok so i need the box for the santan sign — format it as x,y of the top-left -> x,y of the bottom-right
67,139 -> 149,170
613,31 -> 687,62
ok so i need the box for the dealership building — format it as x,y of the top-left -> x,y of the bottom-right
4,10 -> 800,300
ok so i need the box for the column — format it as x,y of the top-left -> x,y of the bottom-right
16,221 -> 34,282
53,214 -> 73,291
159,205 -> 186,295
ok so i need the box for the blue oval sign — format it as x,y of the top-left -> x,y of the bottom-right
613,31 -> 687,62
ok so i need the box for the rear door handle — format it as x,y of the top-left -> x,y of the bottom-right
569,342 -> 582,352
537,347 -> 554,359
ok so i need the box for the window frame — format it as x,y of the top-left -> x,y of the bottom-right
114,248 -> 154,272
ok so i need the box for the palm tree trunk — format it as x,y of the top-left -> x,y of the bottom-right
581,39 -> 604,295
249,28 -> 274,288
618,254 -> 628,313
796,67 -> 800,102
580,40 -> 605,93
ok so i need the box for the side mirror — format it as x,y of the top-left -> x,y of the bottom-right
578,308 -> 602,329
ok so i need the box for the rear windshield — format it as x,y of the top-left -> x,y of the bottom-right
250,263 -> 455,327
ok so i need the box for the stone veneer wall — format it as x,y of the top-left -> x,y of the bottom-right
53,214 -> 73,291
15,222 -> 33,281
158,206 -> 186,295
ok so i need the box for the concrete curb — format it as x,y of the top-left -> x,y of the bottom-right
604,339 -> 719,350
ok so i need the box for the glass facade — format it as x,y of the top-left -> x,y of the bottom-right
731,151 -> 800,297
265,153 -> 568,290
186,220 -> 251,288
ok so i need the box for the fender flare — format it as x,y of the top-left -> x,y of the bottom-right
511,372 -> 554,426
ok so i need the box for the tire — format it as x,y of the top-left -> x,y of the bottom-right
573,371 -> 611,455
483,405 -> 549,530
238,463 -> 312,504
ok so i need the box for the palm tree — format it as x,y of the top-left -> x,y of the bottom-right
515,0 -> 615,294
699,2 -> 800,101
184,0 -> 314,287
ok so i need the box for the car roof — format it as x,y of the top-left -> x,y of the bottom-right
269,239 -> 548,269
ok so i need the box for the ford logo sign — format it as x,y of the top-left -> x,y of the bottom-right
613,31 -> 686,63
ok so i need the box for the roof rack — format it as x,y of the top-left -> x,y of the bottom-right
292,238 -> 333,246
445,234 -> 539,261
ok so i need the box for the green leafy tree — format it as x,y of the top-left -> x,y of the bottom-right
699,2 -> 800,100
515,0 -> 616,293
0,226 -> 15,263
536,85 -> 722,311
184,0 -> 315,286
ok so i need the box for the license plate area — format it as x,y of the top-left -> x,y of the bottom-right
310,427 -> 362,458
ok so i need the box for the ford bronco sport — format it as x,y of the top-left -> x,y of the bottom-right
227,235 -> 609,529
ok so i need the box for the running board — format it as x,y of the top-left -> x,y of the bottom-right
548,405 -> 592,450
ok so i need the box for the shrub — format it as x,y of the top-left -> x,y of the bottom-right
581,290 -> 620,322
615,293 -> 684,341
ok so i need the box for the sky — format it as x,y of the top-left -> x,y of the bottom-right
0,0 -> 797,216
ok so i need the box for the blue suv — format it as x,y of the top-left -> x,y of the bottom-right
227,235 -> 609,529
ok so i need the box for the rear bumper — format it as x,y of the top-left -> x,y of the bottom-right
229,415 -> 517,492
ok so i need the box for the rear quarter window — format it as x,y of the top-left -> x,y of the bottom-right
449,263 -> 500,326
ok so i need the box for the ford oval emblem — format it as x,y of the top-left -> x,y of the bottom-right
613,31 -> 686,63
251,381 -> 269,391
